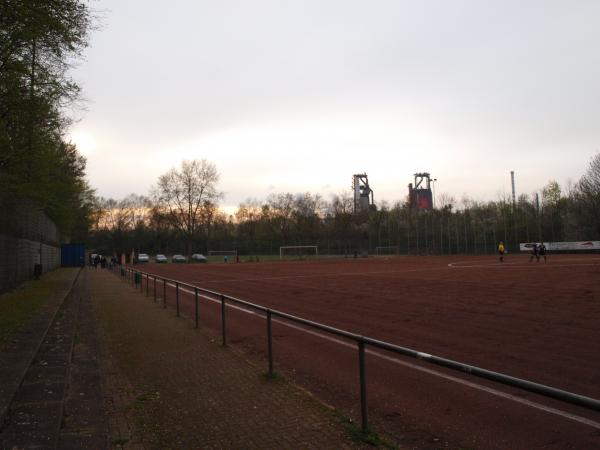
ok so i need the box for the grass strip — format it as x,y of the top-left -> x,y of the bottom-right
0,269 -> 75,347
337,413 -> 398,449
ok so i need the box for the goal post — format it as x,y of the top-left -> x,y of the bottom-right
375,246 -> 400,256
279,245 -> 318,260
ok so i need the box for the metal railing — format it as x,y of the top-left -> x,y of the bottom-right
114,265 -> 600,432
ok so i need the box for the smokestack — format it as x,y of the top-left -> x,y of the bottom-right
510,171 -> 516,208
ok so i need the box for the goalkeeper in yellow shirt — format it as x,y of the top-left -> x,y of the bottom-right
498,241 -> 506,262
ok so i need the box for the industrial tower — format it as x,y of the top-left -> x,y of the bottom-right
352,173 -> 375,214
408,172 -> 433,210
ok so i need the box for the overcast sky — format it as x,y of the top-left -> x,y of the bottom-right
69,0 -> 600,211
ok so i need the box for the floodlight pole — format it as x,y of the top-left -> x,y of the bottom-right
432,178 -> 438,209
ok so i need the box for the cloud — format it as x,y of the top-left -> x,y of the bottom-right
75,0 -> 600,205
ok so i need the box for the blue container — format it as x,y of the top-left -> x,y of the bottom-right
61,244 -> 86,267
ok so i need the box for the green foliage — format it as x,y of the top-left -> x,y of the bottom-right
542,180 -> 561,206
0,0 -> 94,239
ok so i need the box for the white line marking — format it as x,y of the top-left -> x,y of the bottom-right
448,257 -> 600,269
161,281 -> 600,430
178,258 -> 600,284
449,262 -> 600,269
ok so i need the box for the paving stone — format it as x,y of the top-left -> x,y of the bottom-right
91,269 -> 366,449
0,269 -> 110,450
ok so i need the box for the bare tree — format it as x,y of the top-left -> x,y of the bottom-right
329,192 -> 353,216
153,159 -> 222,256
578,154 -> 600,200
235,199 -> 263,248
265,193 -> 296,242
576,153 -> 600,237
96,194 -> 149,231
437,193 -> 456,210
96,197 -> 132,231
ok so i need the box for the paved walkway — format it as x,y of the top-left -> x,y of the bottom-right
0,269 -> 78,424
0,268 -> 110,448
92,268 -> 365,449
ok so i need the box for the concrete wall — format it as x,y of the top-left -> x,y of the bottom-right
0,235 -> 61,293
0,201 -> 62,293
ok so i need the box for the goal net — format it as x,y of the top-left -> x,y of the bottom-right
280,246 -> 318,260
208,250 -> 238,256
375,246 -> 400,256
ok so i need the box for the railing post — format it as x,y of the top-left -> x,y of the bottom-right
153,276 -> 156,302
176,282 -> 180,317
146,274 -> 149,297
267,310 -> 273,376
358,339 -> 369,432
194,288 -> 199,328
221,295 -> 226,346
140,273 -> 143,292
163,279 -> 167,309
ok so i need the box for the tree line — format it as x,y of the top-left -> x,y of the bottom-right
89,154 -> 600,258
0,1 -> 95,240
3,2 -> 596,258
